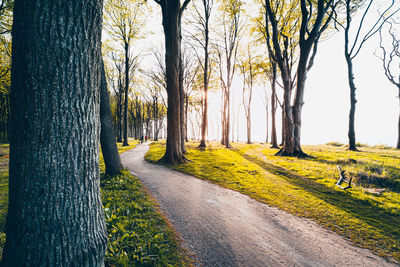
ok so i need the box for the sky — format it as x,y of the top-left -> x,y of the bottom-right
125,0 -> 400,147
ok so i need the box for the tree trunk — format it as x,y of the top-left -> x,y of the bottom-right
291,52 -> 309,157
185,93 -> 189,142
247,111 -> 251,144
345,54 -> 358,151
159,0 -> 186,164
2,1 -> 107,265
270,63 -> 279,148
265,94 -> 269,144
397,87 -> 400,149
117,86 -> 123,142
280,106 -> 284,146
123,42 -> 129,146
276,79 -> 296,156
100,59 -> 123,176
179,53 -> 187,153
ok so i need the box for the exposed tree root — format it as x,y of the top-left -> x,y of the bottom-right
275,148 -> 311,158
158,153 -> 190,165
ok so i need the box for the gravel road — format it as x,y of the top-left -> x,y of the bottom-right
121,143 -> 396,267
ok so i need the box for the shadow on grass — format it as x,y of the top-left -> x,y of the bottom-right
232,149 -> 400,246
298,154 -> 400,193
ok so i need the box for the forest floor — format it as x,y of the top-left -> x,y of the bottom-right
123,142 -> 398,266
0,141 -> 189,266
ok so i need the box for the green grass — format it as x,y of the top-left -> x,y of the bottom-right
0,140 -> 188,266
146,141 -> 400,263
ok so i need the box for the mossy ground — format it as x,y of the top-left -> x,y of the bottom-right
146,141 -> 400,263
0,140 -> 188,266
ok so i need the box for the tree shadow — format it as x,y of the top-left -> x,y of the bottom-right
232,149 -> 400,248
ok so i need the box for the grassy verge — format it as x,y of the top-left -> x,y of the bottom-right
145,141 -> 400,263
0,140 -> 188,266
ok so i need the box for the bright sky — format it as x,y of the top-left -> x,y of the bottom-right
126,0 -> 400,147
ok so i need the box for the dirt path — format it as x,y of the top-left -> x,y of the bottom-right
121,144 -> 395,267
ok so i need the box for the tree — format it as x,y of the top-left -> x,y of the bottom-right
267,60 -> 279,148
217,0 -> 242,148
239,45 -> 255,144
264,0 -> 335,156
154,0 -> 191,164
1,0 -> 107,265
336,0 -> 400,150
0,0 -> 12,142
187,0 -> 214,148
377,19 -> 400,149
104,0 -> 146,146
100,58 -> 123,176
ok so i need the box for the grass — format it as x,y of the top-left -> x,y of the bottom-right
146,141 -> 400,263
0,139 -> 188,266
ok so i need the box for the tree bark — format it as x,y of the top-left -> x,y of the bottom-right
123,42 -> 130,146
158,0 -> 187,164
397,87 -> 400,149
185,93 -> 189,142
179,51 -> 187,153
346,56 -> 357,151
270,62 -> 279,148
2,1 -> 107,265
100,59 -> 123,176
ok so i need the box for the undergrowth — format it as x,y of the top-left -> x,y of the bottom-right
146,141 -> 400,263
0,140 -> 187,266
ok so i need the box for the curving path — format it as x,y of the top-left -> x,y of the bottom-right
121,143 -> 395,267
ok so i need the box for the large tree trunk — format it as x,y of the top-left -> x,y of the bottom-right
159,0 -> 186,164
270,63 -> 279,148
123,42 -> 130,146
100,59 -> 123,176
291,53 -> 309,157
2,0 -> 107,265
345,54 -> 358,151
276,79 -> 296,156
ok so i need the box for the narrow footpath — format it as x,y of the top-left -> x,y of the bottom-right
121,144 -> 395,267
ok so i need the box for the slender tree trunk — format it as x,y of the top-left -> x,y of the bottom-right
247,111 -> 251,144
185,93 -> 189,142
397,87 -> 400,149
270,63 -> 279,148
266,95 -> 269,144
123,42 -> 129,146
179,54 -> 187,153
345,54 -> 358,151
225,89 -> 231,148
159,0 -> 185,164
280,105 -> 284,146
117,87 -> 123,142
2,1 -> 107,265
100,59 -> 123,176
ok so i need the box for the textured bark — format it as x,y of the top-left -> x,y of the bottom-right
270,62 -> 279,148
158,0 -> 189,164
100,59 -> 123,176
117,75 -> 123,142
199,3 -> 210,148
345,55 -> 358,151
344,1 -> 358,151
2,0 -> 107,265
123,42 -> 129,146
179,52 -> 187,153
